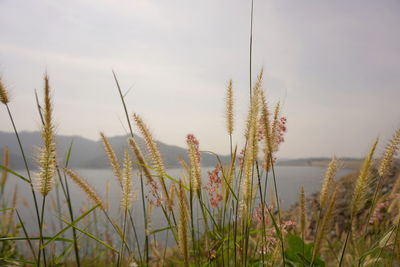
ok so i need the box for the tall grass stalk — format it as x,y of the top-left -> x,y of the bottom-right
1,81 -> 43,265
112,71 -> 149,265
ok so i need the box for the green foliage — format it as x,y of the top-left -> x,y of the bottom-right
285,234 -> 325,267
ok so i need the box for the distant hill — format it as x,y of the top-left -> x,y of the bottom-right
277,158 -> 365,169
0,131 -> 230,169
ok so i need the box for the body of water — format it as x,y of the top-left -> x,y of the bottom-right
2,165 -> 352,253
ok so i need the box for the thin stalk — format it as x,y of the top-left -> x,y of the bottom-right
189,175 -> 198,265
118,208 -> 128,267
35,93 -> 81,267
256,162 -> 266,266
338,228 -> 351,267
128,210 -> 143,264
102,209 -> 132,254
269,154 -> 285,266
249,0 -> 254,99
139,171 -> 149,266
233,154 -> 245,267
60,168 -> 81,267
4,104 -> 42,264
16,210 -> 37,263
38,196 -> 47,267
112,71 -> 149,264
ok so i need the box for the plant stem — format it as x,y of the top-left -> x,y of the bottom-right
39,196 -> 47,267
4,103 -> 42,265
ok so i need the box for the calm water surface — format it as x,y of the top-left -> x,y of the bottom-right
4,166 -> 352,251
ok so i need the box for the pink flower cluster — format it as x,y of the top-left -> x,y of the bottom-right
257,116 -> 287,151
147,179 -> 162,207
186,134 -> 200,161
238,149 -> 245,169
274,117 -> 287,150
204,165 -> 223,208
252,203 -> 273,224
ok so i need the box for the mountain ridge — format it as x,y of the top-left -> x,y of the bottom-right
0,131 -> 230,169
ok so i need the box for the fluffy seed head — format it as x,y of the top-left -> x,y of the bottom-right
186,134 -> 201,192
0,77 -> 10,104
260,90 -> 273,171
226,79 -> 234,135
121,150 -> 133,210
271,102 -> 281,152
351,139 -> 378,218
319,157 -> 338,210
64,168 -> 104,209
313,188 -> 337,261
128,137 -> 154,184
299,186 -> 306,239
177,181 -> 189,266
133,114 -> 169,204
100,132 -> 123,185
35,75 -> 56,196
242,70 -> 263,216
378,128 -> 400,177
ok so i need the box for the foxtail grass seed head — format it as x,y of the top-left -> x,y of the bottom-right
128,137 -> 162,206
128,137 -> 154,184
100,132 -> 123,185
271,102 -> 281,152
241,70 -> 262,216
35,74 -> 56,196
319,157 -> 338,210
178,181 -> 189,266
313,188 -> 337,261
186,134 -> 201,192
378,128 -> 400,177
226,79 -> 234,135
64,168 -> 104,210
133,114 -> 169,204
351,139 -> 378,218
259,89 -> 275,171
0,77 -> 9,104
168,183 -> 177,210
121,150 -> 133,210
299,186 -> 306,238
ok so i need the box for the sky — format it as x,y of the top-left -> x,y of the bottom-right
0,0 -> 399,158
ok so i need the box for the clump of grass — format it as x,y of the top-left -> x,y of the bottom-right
1,50 -> 400,267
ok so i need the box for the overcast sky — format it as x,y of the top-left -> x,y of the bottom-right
1,0 -> 399,158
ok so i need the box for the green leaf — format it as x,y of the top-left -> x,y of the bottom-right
0,257 -> 35,265
0,165 -> 31,183
285,234 -> 325,267
0,207 -> 14,212
42,204 -> 99,249
149,226 -> 173,235
64,140 -> 74,167
0,236 -> 72,242
59,217 -> 119,253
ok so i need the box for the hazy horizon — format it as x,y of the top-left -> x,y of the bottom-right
1,0 -> 399,158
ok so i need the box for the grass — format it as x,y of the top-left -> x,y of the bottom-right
0,3 -> 399,265
0,70 -> 400,266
